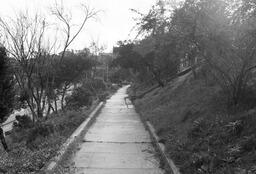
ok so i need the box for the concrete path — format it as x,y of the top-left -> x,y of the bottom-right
70,85 -> 164,174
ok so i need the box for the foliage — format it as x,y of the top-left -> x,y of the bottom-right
13,115 -> 33,129
82,79 -> 107,96
113,38 -> 179,86
0,47 -> 15,123
187,0 -> 256,106
54,51 -> 95,110
0,2 -> 97,120
55,53 -> 93,88
0,109 -> 90,173
169,0 -> 256,106
65,86 -> 93,110
65,78 -> 108,109
112,41 -> 143,71
122,0 -> 256,106
109,68 -> 133,83
133,71 -> 256,173
26,123 -> 55,148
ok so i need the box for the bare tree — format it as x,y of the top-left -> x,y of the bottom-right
51,2 -> 98,61
0,2 -> 98,120
0,13 -> 48,121
50,2 -> 98,110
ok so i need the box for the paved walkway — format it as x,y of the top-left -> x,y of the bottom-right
70,85 -> 164,174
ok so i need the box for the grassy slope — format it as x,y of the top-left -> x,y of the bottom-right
133,73 -> 256,174
0,108 -> 94,173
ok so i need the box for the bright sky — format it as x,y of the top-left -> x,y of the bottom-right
0,0 -> 157,52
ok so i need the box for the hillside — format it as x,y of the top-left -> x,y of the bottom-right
131,72 -> 256,174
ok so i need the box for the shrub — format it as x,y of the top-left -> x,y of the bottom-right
51,110 -> 86,137
65,87 -> 93,109
225,120 -> 243,136
10,115 -> 34,143
98,91 -> 110,101
26,123 -> 54,149
82,79 -> 107,94
1,87 -> 95,173
13,115 -> 33,129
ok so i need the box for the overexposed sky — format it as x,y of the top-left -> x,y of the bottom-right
0,0 -> 157,52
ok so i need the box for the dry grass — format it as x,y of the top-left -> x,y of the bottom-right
134,73 -> 221,142
0,106 -> 97,173
133,73 -> 256,173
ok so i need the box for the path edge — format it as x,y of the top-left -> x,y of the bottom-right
145,121 -> 181,174
43,101 -> 105,173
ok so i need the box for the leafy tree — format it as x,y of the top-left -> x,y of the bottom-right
113,1 -> 180,86
120,0 -> 256,106
112,41 -> 149,83
168,0 -> 256,106
0,47 -> 15,151
55,53 -> 94,109
113,41 -> 143,70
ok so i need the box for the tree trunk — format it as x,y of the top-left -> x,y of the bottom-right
37,105 -> 43,118
54,96 -> 58,114
46,97 -> 55,118
61,85 -> 67,110
26,100 -> 37,123
0,127 -> 8,152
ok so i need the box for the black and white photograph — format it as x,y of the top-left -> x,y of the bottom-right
0,0 -> 256,173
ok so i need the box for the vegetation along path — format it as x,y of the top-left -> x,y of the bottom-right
68,85 -> 164,174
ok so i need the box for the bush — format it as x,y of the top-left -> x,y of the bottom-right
65,87 -> 93,109
10,115 -> 33,143
10,121 -> 55,148
1,109 -> 89,173
66,79 -> 109,109
26,123 -> 54,148
98,91 -> 110,101
13,115 -> 33,129
1,77 -> 113,172
51,110 -> 86,136
82,79 -> 107,94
